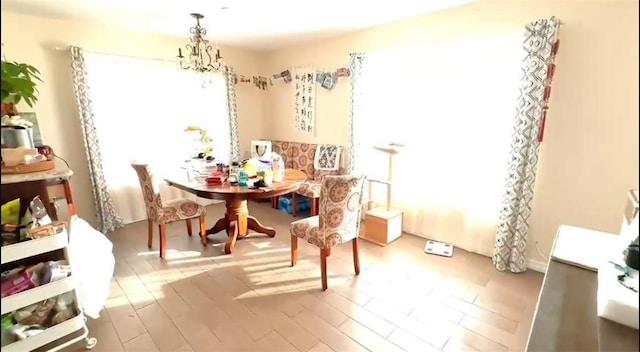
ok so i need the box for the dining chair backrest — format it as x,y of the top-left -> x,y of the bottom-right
131,162 -> 163,221
318,174 -> 367,248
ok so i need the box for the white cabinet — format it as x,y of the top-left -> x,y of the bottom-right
1,227 -> 97,352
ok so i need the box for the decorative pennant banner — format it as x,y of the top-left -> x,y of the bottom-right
230,74 -> 272,91
273,70 -> 292,83
252,76 -> 269,90
272,66 -> 350,90
336,67 -> 351,77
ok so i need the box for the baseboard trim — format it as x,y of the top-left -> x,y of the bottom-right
527,258 -> 548,273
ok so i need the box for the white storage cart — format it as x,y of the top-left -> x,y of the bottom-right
1,226 -> 97,352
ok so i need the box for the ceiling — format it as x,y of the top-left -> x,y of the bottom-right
1,0 -> 475,51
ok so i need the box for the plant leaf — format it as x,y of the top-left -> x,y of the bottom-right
1,60 -> 42,105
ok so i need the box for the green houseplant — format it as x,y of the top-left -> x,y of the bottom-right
1,60 -> 42,109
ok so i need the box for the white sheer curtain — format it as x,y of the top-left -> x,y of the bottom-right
83,53 -> 230,225
358,33 -> 522,256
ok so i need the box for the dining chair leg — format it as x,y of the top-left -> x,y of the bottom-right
186,218 -> 192,236
291,235 -> 298,266
320,247 -> 330,291
199,213 -> 207,246
292,193 -> 298,217
311,198 -> 318,216
352,238 -> 361,275
158,224 -> 167,259
147,218 -> 153,249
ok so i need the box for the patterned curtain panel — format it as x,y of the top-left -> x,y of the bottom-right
69,46 -> 124,233
493,17 -> 561,273
224,66 -> 240,162
347,53 -> 366,173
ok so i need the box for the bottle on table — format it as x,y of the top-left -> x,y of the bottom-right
263,168 -> 274,186
229,161 -> 239,185
272,154 -> 284,182
238,169 -> 248,186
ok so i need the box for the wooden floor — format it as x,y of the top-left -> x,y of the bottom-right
61,202 -> 543,352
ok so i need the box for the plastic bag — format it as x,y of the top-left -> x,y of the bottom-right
29,196 -> 52,229
1,199 -> 20,225
17,298 -> 56,326
67,216 -> 115,319
51,292 -> 77,325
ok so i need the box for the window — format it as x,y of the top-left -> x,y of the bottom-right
83,53 -> 231,224
355,33 -> 523,255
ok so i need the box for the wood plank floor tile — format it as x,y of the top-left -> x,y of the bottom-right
292,309 -> 369,352
255,331 -> 298,352
213,321 -> 259,350
122,333 -> 160,352
365,299 -> 452,350
316,291 -> 396,337
338,318 -> 404,352
293,291 -> 350,328
136,303 -> 189,352
171,313 -> 223,351
446,326 -> 509,352
58,202 -> 542,352
387,328 -> 440,352
259,308 -> 320,351
307,341 -> 335,352
104,294 -> 149,343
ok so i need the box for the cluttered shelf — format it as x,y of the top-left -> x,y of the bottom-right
1,162 -> 107,351
1,162 -> 76,222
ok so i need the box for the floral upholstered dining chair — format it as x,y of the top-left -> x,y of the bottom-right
131,162 -> 207,259
290,174 -> 366,290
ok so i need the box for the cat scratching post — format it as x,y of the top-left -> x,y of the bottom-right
361,143 -> 404,246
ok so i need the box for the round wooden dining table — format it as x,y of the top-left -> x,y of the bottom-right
165,169 -> 306,254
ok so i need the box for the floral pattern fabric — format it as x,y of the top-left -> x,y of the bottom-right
290,174 -> 366,248
224,66 -> 240,162
70,46 -> 124,233
271,140 -> 345,181
289,143 -> 317,178
131,163 -> 205,224
297,180 -> 322,198
272,140 -> 347,203
347,53 -> 366,174
493,17 -> 561,273
271,141 -> 291,167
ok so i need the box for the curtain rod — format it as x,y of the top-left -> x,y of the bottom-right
54,46 -> 175,63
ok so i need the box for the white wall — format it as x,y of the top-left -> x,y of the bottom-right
264,0 -> 640,262
1,12 -> 268,226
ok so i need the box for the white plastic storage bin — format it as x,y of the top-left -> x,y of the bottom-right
1,230 -> 69,265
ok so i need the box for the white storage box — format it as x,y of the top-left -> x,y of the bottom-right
597,262 -> 639,330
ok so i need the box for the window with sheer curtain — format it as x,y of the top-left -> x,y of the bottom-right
357,33 -> 523,256
82,53 -> 231,224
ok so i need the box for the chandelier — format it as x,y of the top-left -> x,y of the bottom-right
176,13 -> 223,73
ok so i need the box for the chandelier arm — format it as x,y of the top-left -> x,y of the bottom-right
185,44 -> 196,57
177,13 -> 223,73
204,44 -> 214,67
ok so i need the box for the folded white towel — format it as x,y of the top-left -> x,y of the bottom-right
314,144 -> 342,171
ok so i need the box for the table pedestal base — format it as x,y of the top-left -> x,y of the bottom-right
204,200 -> 276,254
